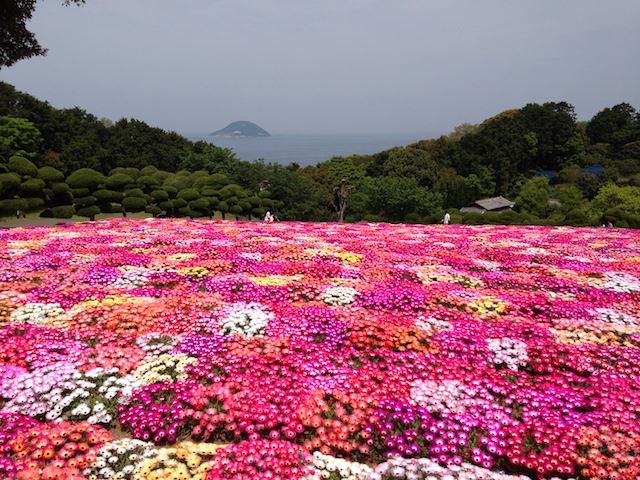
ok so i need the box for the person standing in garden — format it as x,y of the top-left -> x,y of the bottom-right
443,211 -> 451,225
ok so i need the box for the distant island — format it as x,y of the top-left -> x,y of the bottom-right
210,121 -> 270,138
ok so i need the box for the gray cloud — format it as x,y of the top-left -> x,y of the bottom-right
2,0 -> 639,135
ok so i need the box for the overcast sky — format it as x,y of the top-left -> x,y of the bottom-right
1,0 -> 639,135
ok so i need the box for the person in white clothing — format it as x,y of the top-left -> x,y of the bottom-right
443,211 -> 451,225
264,211 -> 274,222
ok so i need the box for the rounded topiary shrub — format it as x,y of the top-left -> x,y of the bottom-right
140,165 -> 158,176
172,197 -> 187,209
76,205 -> 101,219
52,191 -> 74,206
25,197 -> 45,211
71,187 -> 90,197
189,198 -> 209,210
146,205 -> 162,217
0,172 -> 22,192
137,175 -> 160,189
150,189 -> 169,202
252,207 -> 266,218
158,200 -> 174,212
110,203 -> 123,213
8,156 -> 38,177
50,205 -> 75,218
177,188 -> 200,202
73,196 -> 97,208
52,182 -> 71,194
200,186 -> 219,197
20,178 -> 46,195
0,198 -> 29,215
94,189 -> 124,203
110,167 -> 140,179
105,173 -> 135,190
122,196 -> 147,212
38,166 -> 65,183
66,168 -> 106,190
124,188 -> 146,198
40,208 -> 53,218
229,204 -> 243,215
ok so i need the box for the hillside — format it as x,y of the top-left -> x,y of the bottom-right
1,81 -> 639,226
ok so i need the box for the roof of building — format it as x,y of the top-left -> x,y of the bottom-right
474,196 -> 515,211
460,206 -> 486,214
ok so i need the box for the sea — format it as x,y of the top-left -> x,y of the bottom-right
185,133 -> 440,166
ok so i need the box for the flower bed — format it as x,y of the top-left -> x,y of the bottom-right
1,218 -> 639,479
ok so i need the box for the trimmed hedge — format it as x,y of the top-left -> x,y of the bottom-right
150,190 -> 169,202
0,198 -> 28,214
25,197 -> 45,211
94,189 -> 124,203
20,178 -> 45,195
177,188 -> 200,202
0,173 -> 21,191
73,196 -> 97,208
124,188 -> 146,198
105,173 -> 135,190
76,205 -> 101,219
8,156 -> 38,177
66,168 -> 105,190
50,205 -> 75,218
38,166 -> 65,183
71,187 -> 90,197
52,182 -> 71,194
122,196 -> 147,212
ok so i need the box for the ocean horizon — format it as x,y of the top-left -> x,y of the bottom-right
185,132 -> 442,166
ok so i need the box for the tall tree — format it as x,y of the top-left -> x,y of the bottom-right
1,1 -> 85,68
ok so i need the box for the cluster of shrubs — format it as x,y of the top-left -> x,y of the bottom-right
0,157 -> 273,220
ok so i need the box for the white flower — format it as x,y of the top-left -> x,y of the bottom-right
322,286 -> 359,306
220,303 -> 273,337
486,337 -> 528,371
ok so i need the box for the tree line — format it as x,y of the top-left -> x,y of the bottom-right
1,81 -> 639,226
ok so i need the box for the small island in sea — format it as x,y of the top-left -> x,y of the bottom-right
210,121 -> 271,137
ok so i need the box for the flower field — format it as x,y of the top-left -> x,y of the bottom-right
1,218 -> 640,480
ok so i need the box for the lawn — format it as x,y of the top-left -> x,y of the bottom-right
0,219 -> 639,480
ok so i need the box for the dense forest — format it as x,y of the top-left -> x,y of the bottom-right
1,81 -> 639,226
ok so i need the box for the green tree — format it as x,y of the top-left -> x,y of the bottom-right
0,116 -> 42,158
363,176 -> 442,222
0,1 -> 85,68
516,176 -> 552,218
592,183 -> 640,216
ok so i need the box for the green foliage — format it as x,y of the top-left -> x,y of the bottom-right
177,188 -> 200,202
73,196 -> 97,208
0,172 -> 22,192
122,196 -> 147,212
8,155 -> 38,177
586,103 -> 640,146
71,187 -> 90,197
76,205 -> 101,219
0,198 -> 28,214
362,176 -> 443,222
137,175 -> 160,189
592,183 -> 640,216
0,116 -> 42,158
38,166 -> 65,183
66,168 -> 105,190
50,205 -> 75,218
124,188 -> 146,198
20,178 -> 45,195
553,184 -> 585,213
150,189 -> 169,202
94,189 -> 124,203
105,173 -> 135,190
516,176 -> 551,217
